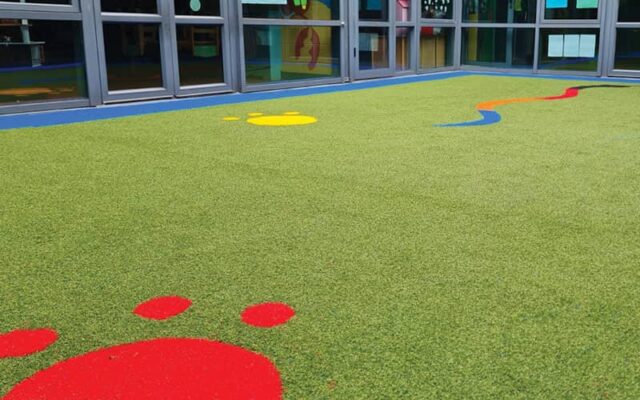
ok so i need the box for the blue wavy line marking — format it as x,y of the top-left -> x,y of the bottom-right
435,110 -> 501,128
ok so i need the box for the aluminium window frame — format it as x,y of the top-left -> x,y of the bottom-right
0,2 -> 101,115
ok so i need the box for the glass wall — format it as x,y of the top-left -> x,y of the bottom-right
538,29 -> 599,72
614,29 -> 640,71
421,0 -> 452,19
0,18 -> 87,106
102,23 -> 163,91
241,0 -> 342,86
100,0 -> 157,13
462,28 -> 535,68
176,25 -> 224,86
612,0 -> 640,73
175,0 -> 221,16
244,25 -> 340,84
396,27 -> 411,71
420,27 -> 453,69
0,0 -> 70,3
618,0 -> 640,23
243,0 -> 340,20
543,0 -> 598,20
463,0 -> 536,23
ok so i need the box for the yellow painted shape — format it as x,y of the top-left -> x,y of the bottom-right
248,112 -> 264,117
223,116 -> 240,121
284,112 -> 301,115
247,115 -> 318,126
477,97 -> 542,111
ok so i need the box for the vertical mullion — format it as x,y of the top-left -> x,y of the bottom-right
453,0 -> 461,67
81,0 -> 102,106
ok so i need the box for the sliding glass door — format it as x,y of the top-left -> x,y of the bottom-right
94,0 -> 232,103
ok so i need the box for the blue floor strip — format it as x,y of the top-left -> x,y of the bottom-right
0,70 -> 637,131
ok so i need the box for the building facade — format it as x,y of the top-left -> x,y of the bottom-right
0,0 -> 639,115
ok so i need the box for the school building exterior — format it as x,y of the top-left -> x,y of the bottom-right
0,0 -> 638,115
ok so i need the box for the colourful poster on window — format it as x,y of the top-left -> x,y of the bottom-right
563,34 -> 580,57
546,0 -> 567,9
579,34 -> 597,57
548,35 -> 564,57
576,0 -> 598,9
242,0 -> 286,4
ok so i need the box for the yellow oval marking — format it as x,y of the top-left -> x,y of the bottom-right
247,115 -> 318,126
248,112 -> 264,117
284,112 -> 301,115
223,116 -> 240,121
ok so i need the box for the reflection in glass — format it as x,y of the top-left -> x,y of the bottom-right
0,0 -> 69,3
396,0 -> 410,21
359,0 -> 388,21
618,0 -> 640,22
243,0 -> 340,20
462,28 -> 534,68
538,29 -> 599,72
544,0 -> 598,20
244,25 -> 340,84
103,23 -> 163,91
421,0 -> 452,19
174,0 -> 220,16
0,19 -> 86,105
100,0 -> 158,13
614,29 -> 640,71
359,27 -> 389,70
420,27 -> 454,69
463,0 -> 536,23
177,25 -> 224,86
396,28 -> 411,71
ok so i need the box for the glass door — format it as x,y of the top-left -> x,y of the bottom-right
608,0 -> 640,77
352,0 -> 394,79
171,0 -> 232,96
94,0 -> 232,103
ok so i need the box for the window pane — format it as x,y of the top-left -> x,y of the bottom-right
397,0 -> 410,21
544,0 -> 598,20
242,0 -> 340,20
244,25 -> 340,84
396,28 -> 411,71
538,29 -> 599,72
614,29 -> 640,71
0,0 -> 70,4
101,0 -> 158,13
103,23 -> 163,91
463,0 -> 536,23
174,0 -> 220,16
420,26 -> 454,69
421,0 -> 452,19
359,27 -> 389,70
618,0 -> 640,22
0,19 -> 86,105
462,28 -> 534,68
359,0 -> 388,21
177,25 -> 224,86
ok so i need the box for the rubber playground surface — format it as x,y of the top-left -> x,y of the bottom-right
1,74 -> 640,398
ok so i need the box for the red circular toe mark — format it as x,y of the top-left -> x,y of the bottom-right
0,329 -> 58,359
241,303 -> 295,328
3,338 -> 283,400
133,296 -> 192,320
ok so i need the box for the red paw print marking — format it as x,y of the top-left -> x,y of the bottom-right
1,297 -> 295,400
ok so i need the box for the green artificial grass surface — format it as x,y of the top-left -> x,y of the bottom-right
1,75 -> 640,398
